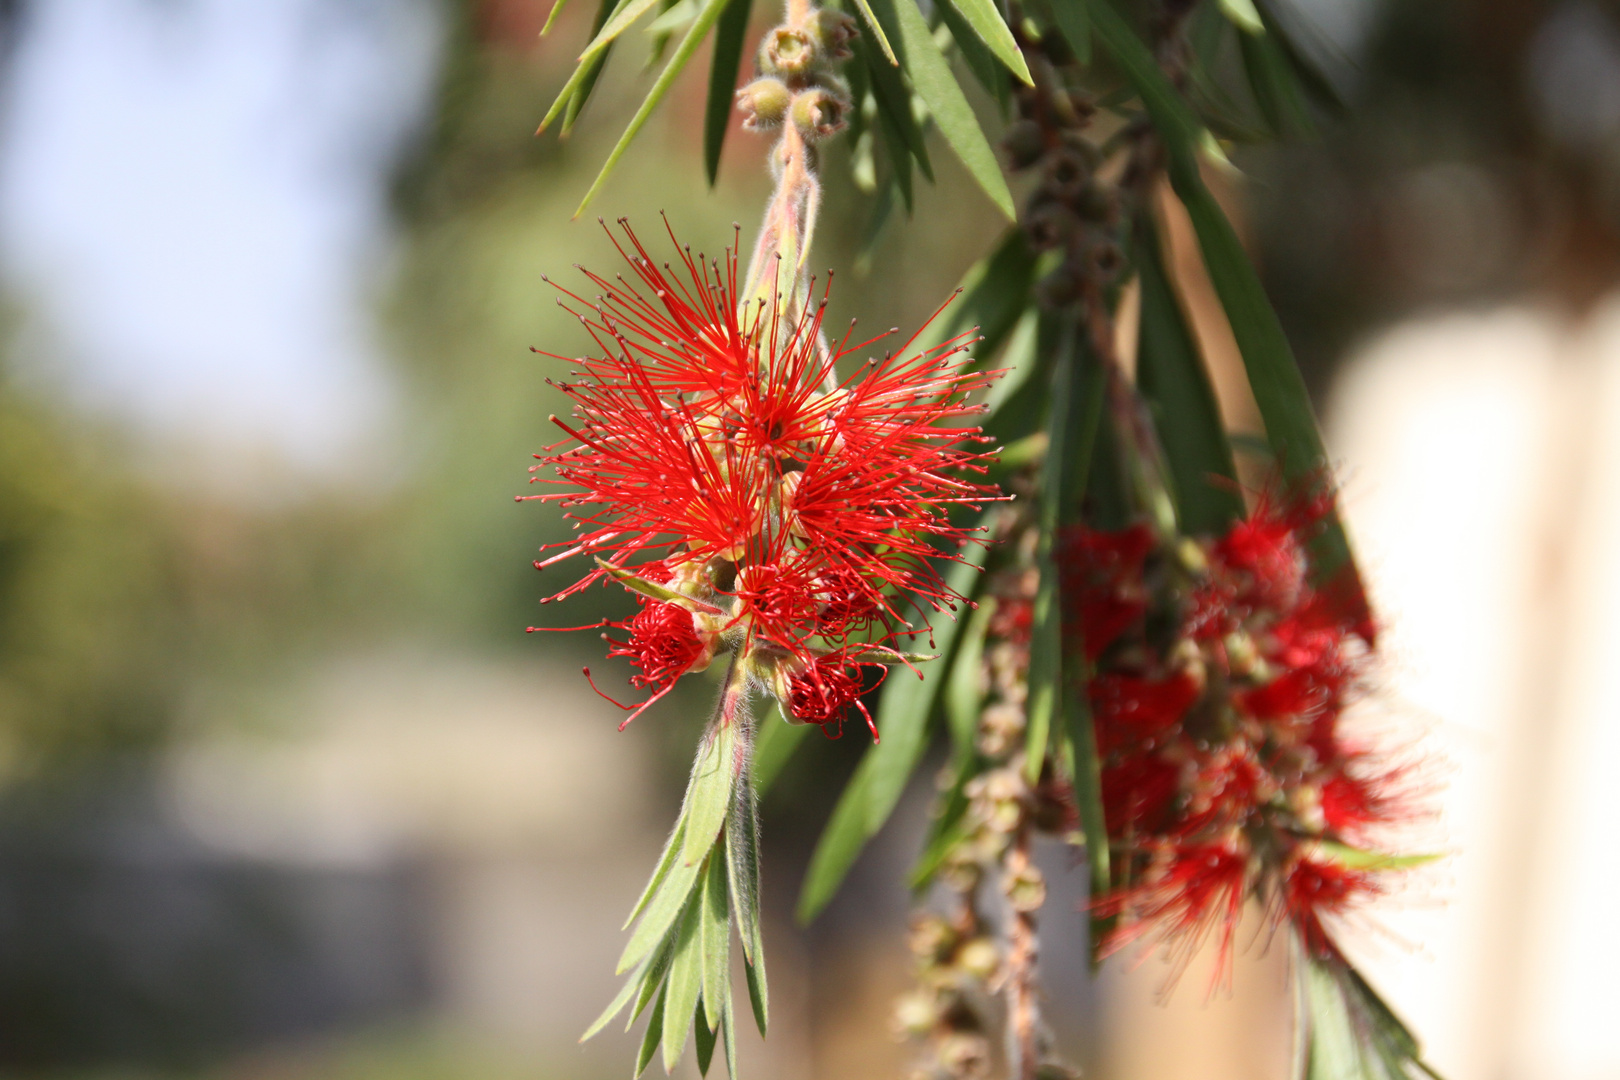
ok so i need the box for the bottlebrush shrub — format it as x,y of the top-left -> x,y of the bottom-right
525,218 -> 1000,1076
1060,492 -> 1431,984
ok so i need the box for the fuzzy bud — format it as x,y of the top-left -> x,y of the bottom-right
759,27 -> 816,78
806,8 -> 859,59
737,76 -> 792,130
956,936 -> 1000,980
1005,861 -> 1047,912
790,88 -> 849,142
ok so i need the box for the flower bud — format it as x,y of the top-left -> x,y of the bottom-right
1005,861 -> 1046,912
790,87 -> 849,142
737,76 -> 791,130
891,990 -> 938,1036
759,27 -> 816,78
955,936 -> 999,980
806,8 -> 859,59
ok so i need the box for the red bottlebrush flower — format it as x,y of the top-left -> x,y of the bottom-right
784,652 -> 883,738
1284,855 -> 1376,961
604,599 -> 715,701
1090,671 -> 1199,755
1057,524 -> 1154,659
1072,494 -> 1424,986
525,220 -> 1000,722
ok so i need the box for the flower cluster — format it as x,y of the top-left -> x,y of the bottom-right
526,221 -> 999,732
1061,493 -> 1418,979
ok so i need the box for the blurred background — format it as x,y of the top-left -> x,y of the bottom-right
0,0 -> 1613,1078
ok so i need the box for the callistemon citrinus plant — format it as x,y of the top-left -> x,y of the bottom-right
525,0 -> 998,1066
532,0 -> 1443,1074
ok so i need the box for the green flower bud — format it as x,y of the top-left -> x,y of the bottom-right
790,88 -> 849,142
759,27 -> 816,78
736,76 -> 791,130
807,9 -> 859,60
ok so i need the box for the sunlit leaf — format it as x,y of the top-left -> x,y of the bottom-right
1134,213 -> 1244,534
873,0 -> 1016,218
635,983 -> 666,1078
699,848 -> 730,1032
1219,0 -> 1264,35
683,703 -> 742,864
538,0 -> 626,134
580,0 -> 665,60
617,838 -> 704,972
851,24 -> 934,182
936,0 -> 1010,109
575,0 -> 732,216
662,887 -> 705,1072
1088,0 -> 1367,607
938,0 -> 1032,84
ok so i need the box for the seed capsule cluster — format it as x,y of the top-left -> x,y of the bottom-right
736,4 -> 857,145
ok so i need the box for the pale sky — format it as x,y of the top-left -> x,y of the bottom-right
0,0 -> 441,478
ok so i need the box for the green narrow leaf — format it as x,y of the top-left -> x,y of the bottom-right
542,0 -> 573,35
703,0 -> 751,185
722,989 -> 739,1079
1134,213 -> 1244,534
944,598 -> 993,760
1315,841 -> 1443,872
1048,0 -> 1090,65
684,698 -> 743,865
797,534 -> 993,923
629,935 -> 678,1024
538,0 -> 626,133
1055,336 -> 1111,898
575,0 -> 731,216
916,227 -> 1038,360
699,844 -> 731,1030
851,25 -> 934,182
726,760 -> 763,967
617,846 -> 704,973
662,885 -> 706,1072
753,706 -> 811,794
580,0 -> 664,60
561,49 -> 613,134
694,1000 -> 717,1076
1024,314 -> 1076,781
935,0 -> 1010,109
1023,571 -> 1060,781
847,0 -> 899,64
582,957 -> 651,1041
937,0 -> 1032,84
1238,20 -> 1312,136
647,0 -> 698,36
744,946 -> 769,1036
876,112 -> 916,212
625,816 -> 689,930
1090,0 -> 1367,609
907,765 -> 974,891
1219,0 -> 1264,34
635,983 -> 667,1078
870,0 -> 1016,219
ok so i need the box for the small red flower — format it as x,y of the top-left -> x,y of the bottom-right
1072,490 -> 1422,983
784,653 -> 883,737
526,220 -> 1000,724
